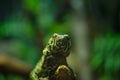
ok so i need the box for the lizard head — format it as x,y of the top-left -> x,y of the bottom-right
47,33 -> 71,57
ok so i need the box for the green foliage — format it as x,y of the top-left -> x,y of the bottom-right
91,33 -> 120,80
0,14 -> 35,39
7,75 -> 25,80
9,39 -> 41,66
0,73 -> 5,80
23,0 -> 40,14
99,75 -> 113,80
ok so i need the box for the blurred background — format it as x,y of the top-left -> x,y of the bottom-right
0,0 -> 120,80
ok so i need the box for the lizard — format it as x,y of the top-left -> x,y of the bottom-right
30,33 -> 76,80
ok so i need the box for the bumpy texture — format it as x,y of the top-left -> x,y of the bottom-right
30,33 -> 76,80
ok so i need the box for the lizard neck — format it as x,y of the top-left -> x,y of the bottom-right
55,54 -> 68,66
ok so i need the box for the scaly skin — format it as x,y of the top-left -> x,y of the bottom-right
51,65 -> 76,80
30,33 -> 76,80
